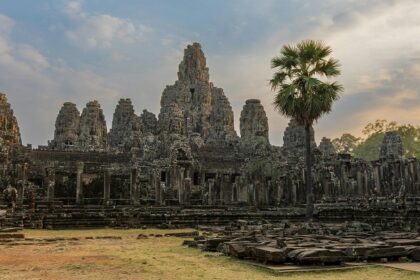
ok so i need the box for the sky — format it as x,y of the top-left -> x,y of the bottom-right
1,0 -> 420,147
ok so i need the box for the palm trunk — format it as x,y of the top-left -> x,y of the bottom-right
304,123 -> 314,220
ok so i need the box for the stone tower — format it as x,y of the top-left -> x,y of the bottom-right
379,131 -> 404,160
77,100 -> 108,150
239,99 -> 270,154
0,92 -> 21,146
108,98 -> 136,148
282,119 -> 316,162
140,109 -> 158,135
158,42 -> 238,144
318,137 -> 336,158
50,102 -> 80,150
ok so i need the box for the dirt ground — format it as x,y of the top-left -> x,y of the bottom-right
0,229 -> 419,280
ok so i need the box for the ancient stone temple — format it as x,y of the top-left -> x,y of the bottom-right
77,100 -> 108,151
49,102 -> 80,150
0,93 -> 21,146
379,131 -> 404,160
1,43 -> 420,231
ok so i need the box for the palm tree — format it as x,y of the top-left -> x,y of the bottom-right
270,40 -> 343,219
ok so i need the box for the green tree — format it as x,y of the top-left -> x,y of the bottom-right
354,120 -> 420,160
332,133 -> 361,154
270,40 -> 343,219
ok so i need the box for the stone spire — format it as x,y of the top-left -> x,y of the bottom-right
0,92 -> 21,146
318,137 -> 336,158
140,109 -> 158,135
239,99 -> 270,154
159,42 -> 238,144
108,98 -> 136,147
379,131 -> 404,160
282,119 -> 316,162
78,100 -> 108,150
50,102 -> 80,150
177,42 -> 210,84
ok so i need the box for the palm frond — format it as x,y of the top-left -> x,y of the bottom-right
270,39 -> 343,125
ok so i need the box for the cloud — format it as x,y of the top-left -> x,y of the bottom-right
0,12 -> 122,146
0,14 -> 14,34
64,0 -> 152,50
16,44 -> 49,68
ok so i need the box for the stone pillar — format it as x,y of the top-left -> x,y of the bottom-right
154,169 -> 162,206
184,177 -> 191,206
103,168 -> 111,205
76,162 -> 84,204
247,184 -> 254,205
178,167 -> 185,204
47,168 -> 55,203
221,174 -> 231,205
373,164 -> 381,195
208,178 -> 214,205
130,168 -> 138,205
356,170 -> 363,197
291,182 -> 297,205
232,182 -> 237,202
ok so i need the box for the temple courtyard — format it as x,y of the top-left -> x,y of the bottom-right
0,228 -> 418,280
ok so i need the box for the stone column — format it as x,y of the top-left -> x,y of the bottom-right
154,169 -> 162,206
208,178 -> 214,205
47,168 -> 55,203
178,167 -> 185,204
373,164 -> 381,195
76,162 -> 84,204
231,182 -> 237,202
103,168 -> 111,205
247,184 -> 255,205
184,177 -> 191,206
291,182 -> 297,205
221,174 -> 231,205
130,168 -> 138,205
356,170 -> 363,197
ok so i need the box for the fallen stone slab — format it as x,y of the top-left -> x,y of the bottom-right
164,231 -> 199,237
407,246 -> 420,261
295,249 -> 347,265
227,243 -> 247,258
386,239 -> 420,247
364,246 -> 408,260
252,246 -> 286,264
203,238 -> 230,252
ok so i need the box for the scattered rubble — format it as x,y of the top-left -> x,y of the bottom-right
184,220 -> 420,266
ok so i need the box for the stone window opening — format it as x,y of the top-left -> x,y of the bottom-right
193,172 -> 200,185
160,171 -> 166,182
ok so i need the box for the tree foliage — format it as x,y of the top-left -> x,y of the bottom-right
333,120 -> 420,161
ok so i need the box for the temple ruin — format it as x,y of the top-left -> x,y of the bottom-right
0,43 -> 419,231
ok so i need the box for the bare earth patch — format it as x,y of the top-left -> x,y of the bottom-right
0,229 -> 418,280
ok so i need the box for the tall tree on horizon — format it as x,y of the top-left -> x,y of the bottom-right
270,40 -> 343,219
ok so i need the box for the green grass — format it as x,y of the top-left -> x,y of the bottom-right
0,229 -> 417,280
